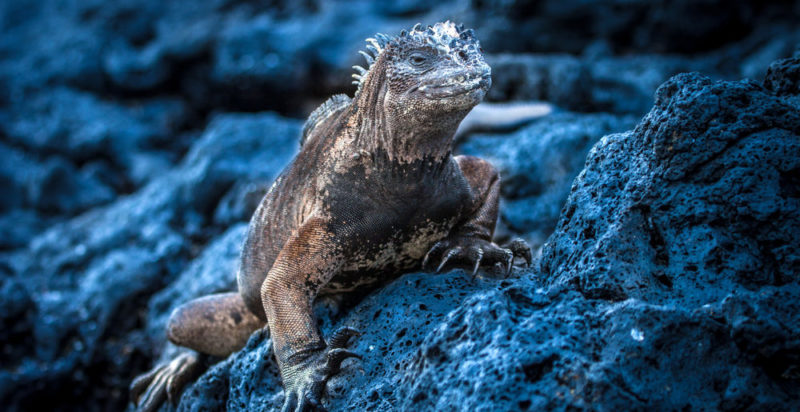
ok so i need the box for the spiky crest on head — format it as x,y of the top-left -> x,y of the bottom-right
351,21 -> 480,96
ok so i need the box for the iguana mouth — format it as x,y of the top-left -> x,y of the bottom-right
413,74 -> 490,99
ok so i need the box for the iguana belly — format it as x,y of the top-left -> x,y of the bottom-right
321,219 -> 452,295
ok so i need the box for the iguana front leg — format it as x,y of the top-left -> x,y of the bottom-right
424,156 -> 532,276
260,216 -> 360,412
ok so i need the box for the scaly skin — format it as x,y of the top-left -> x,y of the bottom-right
130,21 -> 531,412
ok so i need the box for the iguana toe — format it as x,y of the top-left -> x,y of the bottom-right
129,363 -> 161,402
130,351 -> 203,412
424,236 -> 531,277
505,237 -> 533,267
327,326 -> 361,349
282,387 -> 326,412
436,246 -> 462,272
469,246 -> 484,278
280,327 -> 361,412
422,240 -> 446,269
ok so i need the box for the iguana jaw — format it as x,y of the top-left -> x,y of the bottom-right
411,71 -> 491,99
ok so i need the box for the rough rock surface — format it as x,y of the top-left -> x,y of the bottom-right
541,67 -> 800,305
0,113 -> 299,411
1,1 -> 800,411
460,113 -> 638,252
171,58 -> 800,411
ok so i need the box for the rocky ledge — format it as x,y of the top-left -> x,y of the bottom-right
175,56 -> 800,410
1,1 -> 799,411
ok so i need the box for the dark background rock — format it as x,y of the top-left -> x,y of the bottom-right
1,0 -> 799,411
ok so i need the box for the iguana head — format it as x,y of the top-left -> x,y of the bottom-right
351,22 -> 491,161
354,21 -> 490,113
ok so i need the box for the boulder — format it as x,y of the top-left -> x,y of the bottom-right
0,113 -> 299,411
460,113 -> 638,250
179,58 -> 800,411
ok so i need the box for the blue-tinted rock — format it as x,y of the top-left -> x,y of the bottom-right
177,271 -> 498,411
0,141 -> 115,217
0,88 -> 190,189
460,113 -> 638,249
486,53 -> 727,114
763,54 -> 800,99
0,112 -> 299,411
179,59 -> 800,412
541,71 -> 800,303
0,210 -> 52,250
2,1 -> 800,411
146,224 -> 247,347
485,54 -> 593,111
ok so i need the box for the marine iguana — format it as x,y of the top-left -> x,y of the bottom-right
130,21 -> 531,412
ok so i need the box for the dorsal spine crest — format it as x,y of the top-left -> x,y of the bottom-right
351,21 -> 477,97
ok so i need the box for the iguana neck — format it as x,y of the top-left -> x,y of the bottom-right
347,68 -> 463,167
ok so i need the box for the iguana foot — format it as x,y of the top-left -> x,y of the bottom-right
130,351 -> 205,412
423,237 -> 532,277
281,327 -> 361,412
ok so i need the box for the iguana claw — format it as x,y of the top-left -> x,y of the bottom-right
423,236 -> 532,277
506,238 -> 533,267
437,247 -> 462,272
280,327 -> 362,412
470,247 -> 484,278
422,241 -> 445,269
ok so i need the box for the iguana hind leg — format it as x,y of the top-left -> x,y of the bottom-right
131,292 -> 265,411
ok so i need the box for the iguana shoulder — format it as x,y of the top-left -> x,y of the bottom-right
300,94 -> 351,146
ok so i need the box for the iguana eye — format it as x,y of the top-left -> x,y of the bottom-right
408,52 -> 428,67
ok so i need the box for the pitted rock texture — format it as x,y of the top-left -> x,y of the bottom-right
172,62 -> 800,411
541,70 -> 800,304
0,113 -> 299,411
2,1 -> 800,411
460,113 -> 638,251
